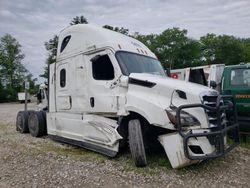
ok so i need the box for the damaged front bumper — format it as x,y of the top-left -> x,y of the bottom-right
159,95 -> 240,168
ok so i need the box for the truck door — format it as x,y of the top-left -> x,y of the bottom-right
226,68 -> 250,117
86,50 -> 120,114
55,62 -> 72,111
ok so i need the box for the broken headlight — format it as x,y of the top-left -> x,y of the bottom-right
166,107 -> 201,127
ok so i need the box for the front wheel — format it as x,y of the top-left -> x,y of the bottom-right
128,119 -> 147,167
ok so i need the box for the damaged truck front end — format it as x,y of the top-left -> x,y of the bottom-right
124,73 -> 240,168
158,93 -> 240,168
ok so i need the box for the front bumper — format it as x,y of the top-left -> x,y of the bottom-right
176,95 -> 240,160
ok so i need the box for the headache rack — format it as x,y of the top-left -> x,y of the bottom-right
176,95 -> 240,160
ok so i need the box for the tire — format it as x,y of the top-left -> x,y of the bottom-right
128,119 -> 147,167
16,111 -> 30,133
117,117 -> 128,151
41,111 -> 47,135
28,111 -> 46,137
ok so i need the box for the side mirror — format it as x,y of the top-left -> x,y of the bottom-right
210,81 -> 217,89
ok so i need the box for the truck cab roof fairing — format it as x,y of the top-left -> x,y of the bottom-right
56,24 -> 156,60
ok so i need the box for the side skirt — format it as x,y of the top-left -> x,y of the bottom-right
48,134 -> 117,157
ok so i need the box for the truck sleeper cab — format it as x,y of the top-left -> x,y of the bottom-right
17,25 -> 239,169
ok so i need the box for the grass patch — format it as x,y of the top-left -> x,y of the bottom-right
1,121 -> 249,177
240,134 -> 250,149
39,142 -> 107,163
113,150 -> 172,175
0,123 -> 8,130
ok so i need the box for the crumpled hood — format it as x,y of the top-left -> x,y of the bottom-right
127,73 -> 218,128
129,73 -> 217,97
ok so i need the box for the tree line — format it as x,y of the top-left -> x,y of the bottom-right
0,34 -> 38,102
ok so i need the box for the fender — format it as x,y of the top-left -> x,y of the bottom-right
125,94 -> 175,130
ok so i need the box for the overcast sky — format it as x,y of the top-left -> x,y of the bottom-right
0,0 -> 250,83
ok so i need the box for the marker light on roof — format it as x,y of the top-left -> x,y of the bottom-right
118,44 -> 122,49
137,48 -> 140,53
140,49 -> 144,54
144,50 -> 147,55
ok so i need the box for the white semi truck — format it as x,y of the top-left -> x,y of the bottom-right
16,25 -> 239,168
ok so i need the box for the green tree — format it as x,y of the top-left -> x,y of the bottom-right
242,38 -> 250,63
70,15 -> 88,25
0,34 -> 27,101
134,33 -> 158,52
135,28 -> 201,69
103,25 -> 129,35
26,73 -> 39,94
40,35 -> 58,79
200,34 -> 245,65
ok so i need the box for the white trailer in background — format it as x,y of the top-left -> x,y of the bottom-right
16,25 -> 239,169
170,64 -> 225,90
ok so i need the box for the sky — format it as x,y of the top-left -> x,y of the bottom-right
0,0 -> 250,83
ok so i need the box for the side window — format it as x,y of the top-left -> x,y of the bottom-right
92,55 -> 114,80
60,35 -> 71,53
60,69 -> 66,87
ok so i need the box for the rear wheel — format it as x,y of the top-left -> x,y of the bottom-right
128,119 -> 147,167
16,111 -> 30,133
28,111 -> 46,137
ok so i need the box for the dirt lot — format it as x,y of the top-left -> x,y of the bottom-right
0,103 -> 250,188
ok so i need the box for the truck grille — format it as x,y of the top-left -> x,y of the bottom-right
202,95 -> 227,128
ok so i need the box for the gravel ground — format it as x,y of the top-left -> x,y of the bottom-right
0,102 -> 250,188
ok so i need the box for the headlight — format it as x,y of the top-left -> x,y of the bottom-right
166,107 -> 201,127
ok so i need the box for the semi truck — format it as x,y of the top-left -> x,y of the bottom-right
16,24 -> 239,169
221,64 -> 250,133
171,63 -> 250,133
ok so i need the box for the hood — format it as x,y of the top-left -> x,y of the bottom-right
129,73 -> 218,97
128,73 -> 218,128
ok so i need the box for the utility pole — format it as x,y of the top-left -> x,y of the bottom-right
24,80 -> 29,111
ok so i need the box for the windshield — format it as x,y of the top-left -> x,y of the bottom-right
116,51 -> 166,77
230,68 -> 250,87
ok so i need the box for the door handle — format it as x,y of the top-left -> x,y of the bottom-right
90,97 -> 94,107
69,96 -> 72,109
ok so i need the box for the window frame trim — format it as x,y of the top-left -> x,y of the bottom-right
60,35 -> 71,53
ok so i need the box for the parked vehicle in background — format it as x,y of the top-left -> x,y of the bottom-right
171,63 -> 250,133
170,64 -> 225,90
16,24 -> 239,169
221,63 -> 250,133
